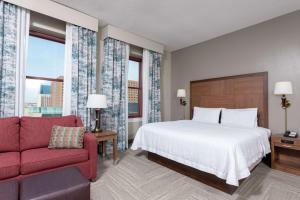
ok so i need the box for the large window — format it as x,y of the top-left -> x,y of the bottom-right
128,56 -> 142,118
24,31 -> 65,117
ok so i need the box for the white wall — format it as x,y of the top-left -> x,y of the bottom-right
101,25 -> 164,54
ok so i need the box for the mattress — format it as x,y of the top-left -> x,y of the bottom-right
131,120 -> 271,186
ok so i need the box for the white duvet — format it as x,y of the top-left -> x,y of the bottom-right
131,120 -> 271,186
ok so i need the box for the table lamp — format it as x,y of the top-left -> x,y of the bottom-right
274,81 -> 293,133
87,94 -> 107,133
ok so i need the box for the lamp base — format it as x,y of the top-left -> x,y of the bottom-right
281,95 -> 291,109
92,128 -> 103,133
281,95 -> 291,134
92,109 -> 102,133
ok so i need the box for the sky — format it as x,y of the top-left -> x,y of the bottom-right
128,60 -> 139,81
26,35 -> 139,104
25,36 -> 65,103
26,36 -> 65,78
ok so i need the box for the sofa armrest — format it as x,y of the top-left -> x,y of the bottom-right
84,132 -> 97,180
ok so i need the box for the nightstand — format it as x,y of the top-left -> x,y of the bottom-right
271,134 -> 300,175
94,131 -> 118,164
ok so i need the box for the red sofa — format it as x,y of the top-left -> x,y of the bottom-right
0,115 -> 97,182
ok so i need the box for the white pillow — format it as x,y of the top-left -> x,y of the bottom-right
221,108 -> 258,128
192,107 -> 221,124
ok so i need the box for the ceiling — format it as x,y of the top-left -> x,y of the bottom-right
54,0 -> 300,51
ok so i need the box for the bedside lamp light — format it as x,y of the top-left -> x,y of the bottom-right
274,81 -> 293,133
177,89 -> 186,106
87,94 -> 107,133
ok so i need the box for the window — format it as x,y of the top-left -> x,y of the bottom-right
24,31 -> 65,117
128,56 -> 142,118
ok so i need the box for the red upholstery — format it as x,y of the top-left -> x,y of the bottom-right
0,152 -> 20,180
84,133 -> 98,179
0,117 -> 20,152
76,117 -> 84,127
20,115 -> 78,151
21,148 -> 89,175
0,116 -> 98,181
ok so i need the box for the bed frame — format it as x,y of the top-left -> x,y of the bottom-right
147,72 -> 269,194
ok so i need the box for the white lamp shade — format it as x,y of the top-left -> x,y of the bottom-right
274,81 -> 293,95
87,94 -> 107,108
177,89 -> 186,97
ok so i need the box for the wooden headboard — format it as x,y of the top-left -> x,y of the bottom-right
190,72 -> 268,128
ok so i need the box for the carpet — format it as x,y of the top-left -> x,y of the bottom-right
91,150 -> 300,200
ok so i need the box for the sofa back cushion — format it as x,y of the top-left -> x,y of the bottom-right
20,115 -> 78,151
0,117 -> 20,152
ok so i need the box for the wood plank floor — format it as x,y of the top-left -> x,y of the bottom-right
91,150 -> 300,200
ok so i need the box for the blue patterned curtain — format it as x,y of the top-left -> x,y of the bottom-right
100,37 -> 129,151
146,50 -> 162,123
70,25 -> 97,130
0,1 -> 17,117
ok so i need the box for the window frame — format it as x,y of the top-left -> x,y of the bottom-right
24,31 -> 65,116
29,30 -> 65,44
128,56 -> 143,118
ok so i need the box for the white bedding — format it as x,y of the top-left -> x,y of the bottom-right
131,120 -> 271,186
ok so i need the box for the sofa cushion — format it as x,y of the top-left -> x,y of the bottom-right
21,148 -> 88,175
20,115 -> 78,151
0,117 -> 20,152
0,152 -> 20,180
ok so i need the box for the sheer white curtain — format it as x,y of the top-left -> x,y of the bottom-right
142,50 -> 150,125
142,49 -> 162,124
62,23 -> 72,116
125,48 -> 129,148
62,23 -> 97,129
15,6 -> 30,116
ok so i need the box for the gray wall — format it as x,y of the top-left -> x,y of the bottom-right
171,11 -> 300,133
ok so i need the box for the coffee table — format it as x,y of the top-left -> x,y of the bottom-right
20,167 -> 90,200
0,179 -> 18,200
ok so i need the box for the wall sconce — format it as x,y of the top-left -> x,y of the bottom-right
177,89 -> 186,120
177,89 -> 186,106
274,81 -> 293,133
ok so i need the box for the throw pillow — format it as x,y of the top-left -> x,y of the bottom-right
48,126 -> 85,149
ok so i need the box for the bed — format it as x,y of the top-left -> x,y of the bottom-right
131,72 -> 270,194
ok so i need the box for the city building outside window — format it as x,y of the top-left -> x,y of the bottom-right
24,31 -> 65,117
128,56 -> 142,118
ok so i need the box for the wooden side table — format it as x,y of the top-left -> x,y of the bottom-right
271,134 -> 300,176
94,131 -> 118,164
